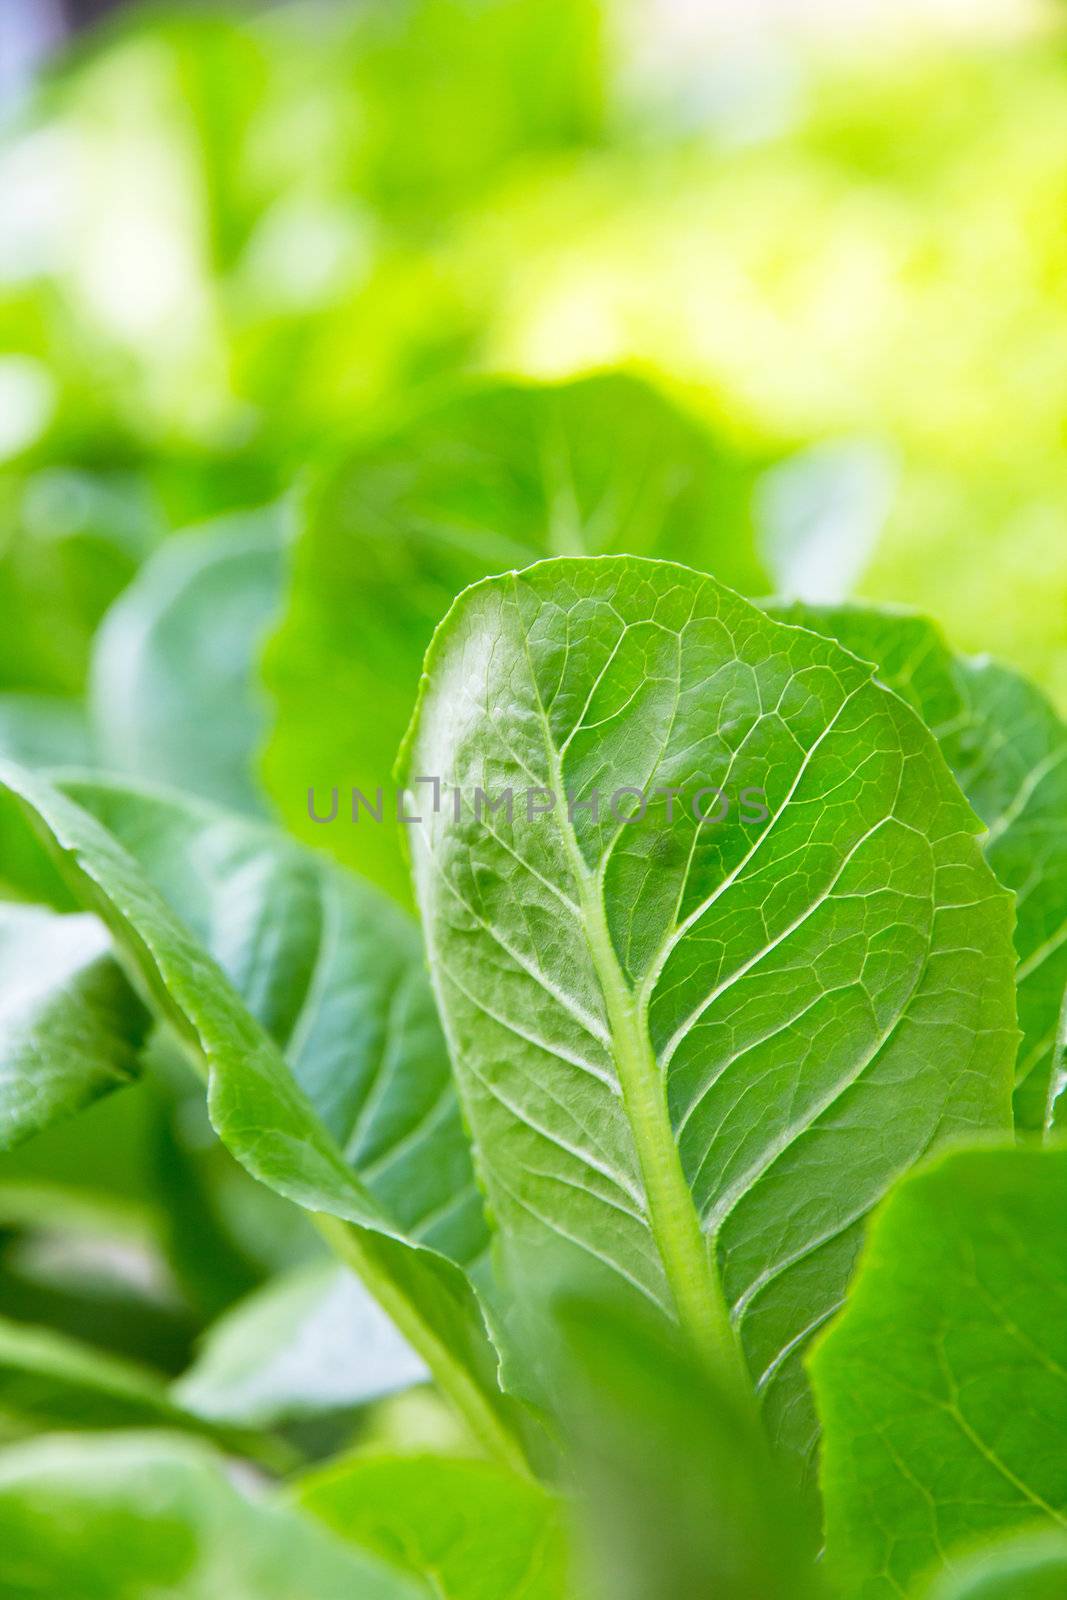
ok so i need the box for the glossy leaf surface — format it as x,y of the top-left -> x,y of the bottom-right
404,556 -> 1016,1475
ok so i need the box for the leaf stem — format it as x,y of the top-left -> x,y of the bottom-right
576,869 -> 752,1403
518,597 -> 756,1412
312,1213 -> 533,1480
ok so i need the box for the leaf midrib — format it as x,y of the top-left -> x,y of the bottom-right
513,583 -> 747,1393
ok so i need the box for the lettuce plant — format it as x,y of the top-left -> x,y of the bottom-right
0,530 -> 1063,1591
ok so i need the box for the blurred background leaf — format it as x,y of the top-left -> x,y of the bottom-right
264,371 -> 770,895
173,1261 -> 426,1430
0,1432 -> 426,1599
553,1292 -> 824,1600
3,0 -> 1065,724
90,503 -> 287,814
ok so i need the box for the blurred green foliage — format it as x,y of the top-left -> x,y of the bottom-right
1,0 -> 1065,715
0,1 -> 1064,1593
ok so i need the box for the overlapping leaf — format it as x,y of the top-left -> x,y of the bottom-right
769,602 -> 1067,1130
403,556 -> 1016,1480
0,763 -> 530,1474
264,374 -> 769,899
552,1291 -> 823,1600
0,905 -> 148,1151
59,776 -> 487,1271
175,1261 -> 425,1427
812,1145 -> 1067,1600
90,508 -> 287,815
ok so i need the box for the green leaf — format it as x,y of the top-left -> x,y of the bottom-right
296,1451 -> 571,1600
767,602 -> 1067,1130
552,1292 -> 823,1600
0,1311 -> 292,1473
0,763 -> 531,1476
174,1261 -> 425,1427
90,508 -> 286,815
0,905 -> 148,1152
0,1316 -> 189,1437
919,1532 -> 1067,1600
264,373 -> 769,901
402,556 -> 1016,1479
59,775 -> 488,1274
953,661 -> 1067,1132
811,1145 -> 1067,1600
0,1433 -> 426,1600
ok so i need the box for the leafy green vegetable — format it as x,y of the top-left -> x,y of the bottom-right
0,1432 -> 424,1600
174,1261 -> 425,1427
2,2 -> 1066,1589
811,1145 -> 1067,1600
60,776 -> 487,1272
0,905 -> 147,1152
264,374 -> 769,899
402,555 -> 1016,1480
90,508 -> 286,815
0,763 -> 531,1474
297,1452 -> 571,1600
768,602 -> 1067,1130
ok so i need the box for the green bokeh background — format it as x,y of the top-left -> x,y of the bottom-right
1,0 -> 1064,709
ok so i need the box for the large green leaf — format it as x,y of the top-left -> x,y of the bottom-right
768,602 -> 1067,1130
953,662 -> 1067,1132
0,763 -> 530,1475
0,1433 -> 425,1600
811,1145 -> 1067,1600
90,508 -> 286,815
296,1453 -> 571,1600
0,905 -> 147,1151
402,556 -> 1016,1478
174,1261 -> 425,1427
264,373 -> 769,900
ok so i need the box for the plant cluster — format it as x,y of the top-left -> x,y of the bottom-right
0,367 -> 1063,1600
